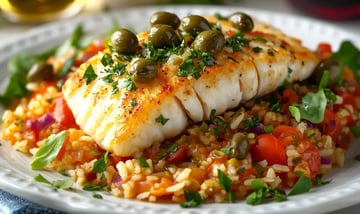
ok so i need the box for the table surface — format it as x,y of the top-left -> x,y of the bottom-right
0,0 -> 360,213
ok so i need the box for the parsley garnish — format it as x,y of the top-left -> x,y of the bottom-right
178,50 -> 215,79
157,143 -> 178,159
255,37 -> 267,43
101,53 -> 113,66
93,192 -> 103,199
315,174 -> 331,186
155,114 -> 169,125
137,157 -> 150,168
83,182 -> 108,191
252,46 -> 262,53
246,178 -> 287,205
83,65 -> 97,85
242,115 -> 260,130
350,126 -> 360,138
218,169 -> 236,202
92,151 -> 109,180
180,189 -> 205,208
129,98 -> 137,108
263,125 -> 274,133
288,171 -> 312,195
34,174 -> 73,191
226,32 -> 250,52
111,81 -> 119,94
122,76 -> 137,91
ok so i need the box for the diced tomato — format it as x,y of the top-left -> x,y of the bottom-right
250,134 -> 287,165
31,81 -> 57,98
49,95 -> 79,129
280,87 -> 299,114
273,125 -> 303,147
316,43 -> 332,60
320,109 -> 342,141
238,167 -> 256,184
300,140 -> 320,179
166,145 -> 188,164
74,39 -> 106,67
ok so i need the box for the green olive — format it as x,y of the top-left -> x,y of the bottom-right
149,24 -> 181,48
27,61 -> 54,82
193,30 -> 225,54
310,58 -> 341,86
111,28 -> 138,54
228,12 -> 254,33
150,11 -> 180,29
130,58 -> 158,83
181,15 -> 211,35
229,133 -> 249,160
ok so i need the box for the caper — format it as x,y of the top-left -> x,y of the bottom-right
228,12 -> 254,33
193,30 -> 225,54
181,15 -> 211,35
149,24 -> 181,48
229,133 -> 249,160
150,11 -> 180,29
27,61 -> 54,82
310,58 -> 341,86
111,28 -> 138,54
130,58 -> 158,83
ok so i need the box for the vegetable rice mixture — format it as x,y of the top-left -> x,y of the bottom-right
1,11 -> 360,207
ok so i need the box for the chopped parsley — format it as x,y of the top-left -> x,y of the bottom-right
111,81 -> 119,94
83,182 -> 108,191
226,32 -> 250,52
252,46 -> 263,53
92,151 -> 109,180
180,189 -> 205,208
178,50 -> 215,79
263,125 -> 274,133
315,175 -> 331,186
246,178 -> 287,205
157,143 -> 178,159
350,126 -> 360,138
129,98 -> 137,108
242,115 -> 261,130
288,171 -> 312,196
122,76 -> 137,91
101,53 -> 113,66
92,192 -> 103,199
218,169 -> 236,202
255,37 -> 267,43
267,49 -> 274,56
83,65 -> 97,85
155,114 -> 169,125
137,157 -> 150,168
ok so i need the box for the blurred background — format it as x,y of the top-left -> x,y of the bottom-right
0,0 -> 359,47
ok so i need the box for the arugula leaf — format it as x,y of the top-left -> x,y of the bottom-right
288,171 -> 312,195
331,41 -> 360,82
34,174 -> 73,190
31,131 -> 67,170
57,55 -> 75,78
180,189 -> 205,208
289,71 -> 329,124
56,25 -> 85,57
0,47 -> 55,107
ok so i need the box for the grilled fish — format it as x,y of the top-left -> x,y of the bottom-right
62,15 -> 319,156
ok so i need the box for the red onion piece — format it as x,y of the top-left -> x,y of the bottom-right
112,176 -> 123,187
31,113 -> 56,133
249,123 -> 264,135
320,157 -> 332,165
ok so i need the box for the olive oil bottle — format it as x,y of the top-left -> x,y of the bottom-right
0,0 -> 84,23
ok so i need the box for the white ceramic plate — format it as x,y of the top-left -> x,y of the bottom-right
1,5 -> 360,214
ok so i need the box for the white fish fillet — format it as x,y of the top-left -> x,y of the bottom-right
62,16 -> 319,156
